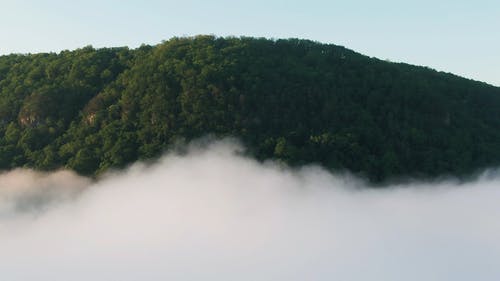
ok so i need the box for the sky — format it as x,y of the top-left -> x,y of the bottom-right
0,0 -> 499,86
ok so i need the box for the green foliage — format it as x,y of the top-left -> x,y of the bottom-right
1,36 -> 500,182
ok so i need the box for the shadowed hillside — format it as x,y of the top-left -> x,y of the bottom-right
1,35 -> 499,182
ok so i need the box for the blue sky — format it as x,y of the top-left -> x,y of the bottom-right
1,0 -> 498,86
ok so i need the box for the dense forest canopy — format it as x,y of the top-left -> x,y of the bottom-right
1,35 -> 499,182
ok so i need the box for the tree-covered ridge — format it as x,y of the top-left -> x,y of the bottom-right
1,35 -> 499,182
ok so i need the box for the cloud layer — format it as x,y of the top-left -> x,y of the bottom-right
1,140 -> 499,281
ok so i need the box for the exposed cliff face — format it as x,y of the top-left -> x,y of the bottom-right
84,113 -> 97,125
18,115 -> 40,127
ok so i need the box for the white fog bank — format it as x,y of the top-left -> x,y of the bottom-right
0,140 -> 499,281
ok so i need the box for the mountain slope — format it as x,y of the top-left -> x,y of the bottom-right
1,35 -> 499,182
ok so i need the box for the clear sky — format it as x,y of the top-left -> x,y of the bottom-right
1,0 -> 498,86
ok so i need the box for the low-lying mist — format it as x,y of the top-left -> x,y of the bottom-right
1,140 -> 499,281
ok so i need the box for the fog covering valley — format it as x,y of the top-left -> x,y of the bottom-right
0,140 -> 499,281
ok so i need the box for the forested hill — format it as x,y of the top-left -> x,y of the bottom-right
1,35 -> 500,182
